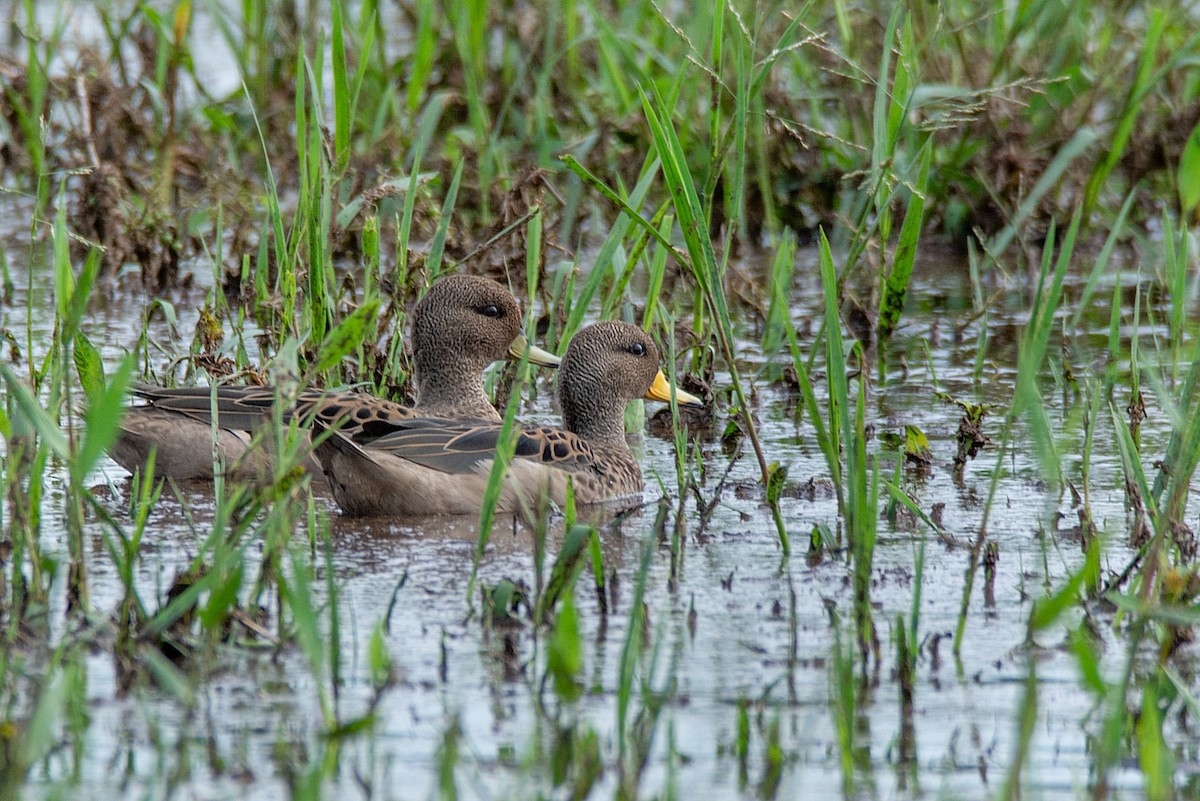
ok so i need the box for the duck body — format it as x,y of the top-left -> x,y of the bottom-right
315,320 -> 703,516
108,385 -> 419,481
318,416 -> 641,515
108,275 -> 559,481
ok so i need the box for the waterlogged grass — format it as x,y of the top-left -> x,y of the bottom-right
2,0 -> 1200,799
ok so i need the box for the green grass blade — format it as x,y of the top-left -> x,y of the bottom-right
1083,8 -> 1166,212
1179,119 -> 1200,216
426,160 -> 463,279
984,128 -> 1098,261
1,366 -> 70,460
312,296 -> 380,374
76,355 -> 135,480
638,81 -> 775,509
1069,189 -> 1136,330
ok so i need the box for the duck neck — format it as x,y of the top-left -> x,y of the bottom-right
413,350 -> 497,419
561,385 -> 629,448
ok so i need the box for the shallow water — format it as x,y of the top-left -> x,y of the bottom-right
4,191 -> 1199,800
1,6 -> 1198,792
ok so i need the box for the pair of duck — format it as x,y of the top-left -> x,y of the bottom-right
110,275 -> 703,516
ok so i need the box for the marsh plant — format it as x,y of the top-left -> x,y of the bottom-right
2,0 -> 1200,799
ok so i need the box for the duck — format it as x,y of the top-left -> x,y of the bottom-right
108,275 -> 560,481
313,320 -> 704,516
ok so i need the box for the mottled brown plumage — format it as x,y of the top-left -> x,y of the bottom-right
315,320 -> 704,516
108,275 -> 559,481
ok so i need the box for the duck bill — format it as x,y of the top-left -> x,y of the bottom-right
508,334 -> 562,368
645,370 -> 704,407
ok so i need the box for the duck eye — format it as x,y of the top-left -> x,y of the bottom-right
478,304 -> 502,318
628,342 -> 647,357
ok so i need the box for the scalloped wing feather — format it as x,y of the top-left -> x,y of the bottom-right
132,385 -> 419,438
347,418 -> 599,477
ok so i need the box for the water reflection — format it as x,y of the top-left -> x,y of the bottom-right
3,191 -> 1194,797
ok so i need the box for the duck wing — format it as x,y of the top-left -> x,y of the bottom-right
130,384 -> 278,430
131,385 -> 417,436
351,417 -> 596,476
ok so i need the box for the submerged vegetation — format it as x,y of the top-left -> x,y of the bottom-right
2,0 -> 1200,798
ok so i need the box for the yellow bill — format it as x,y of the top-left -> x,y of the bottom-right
644,370 -> 704,407
508,334 -> 562,368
